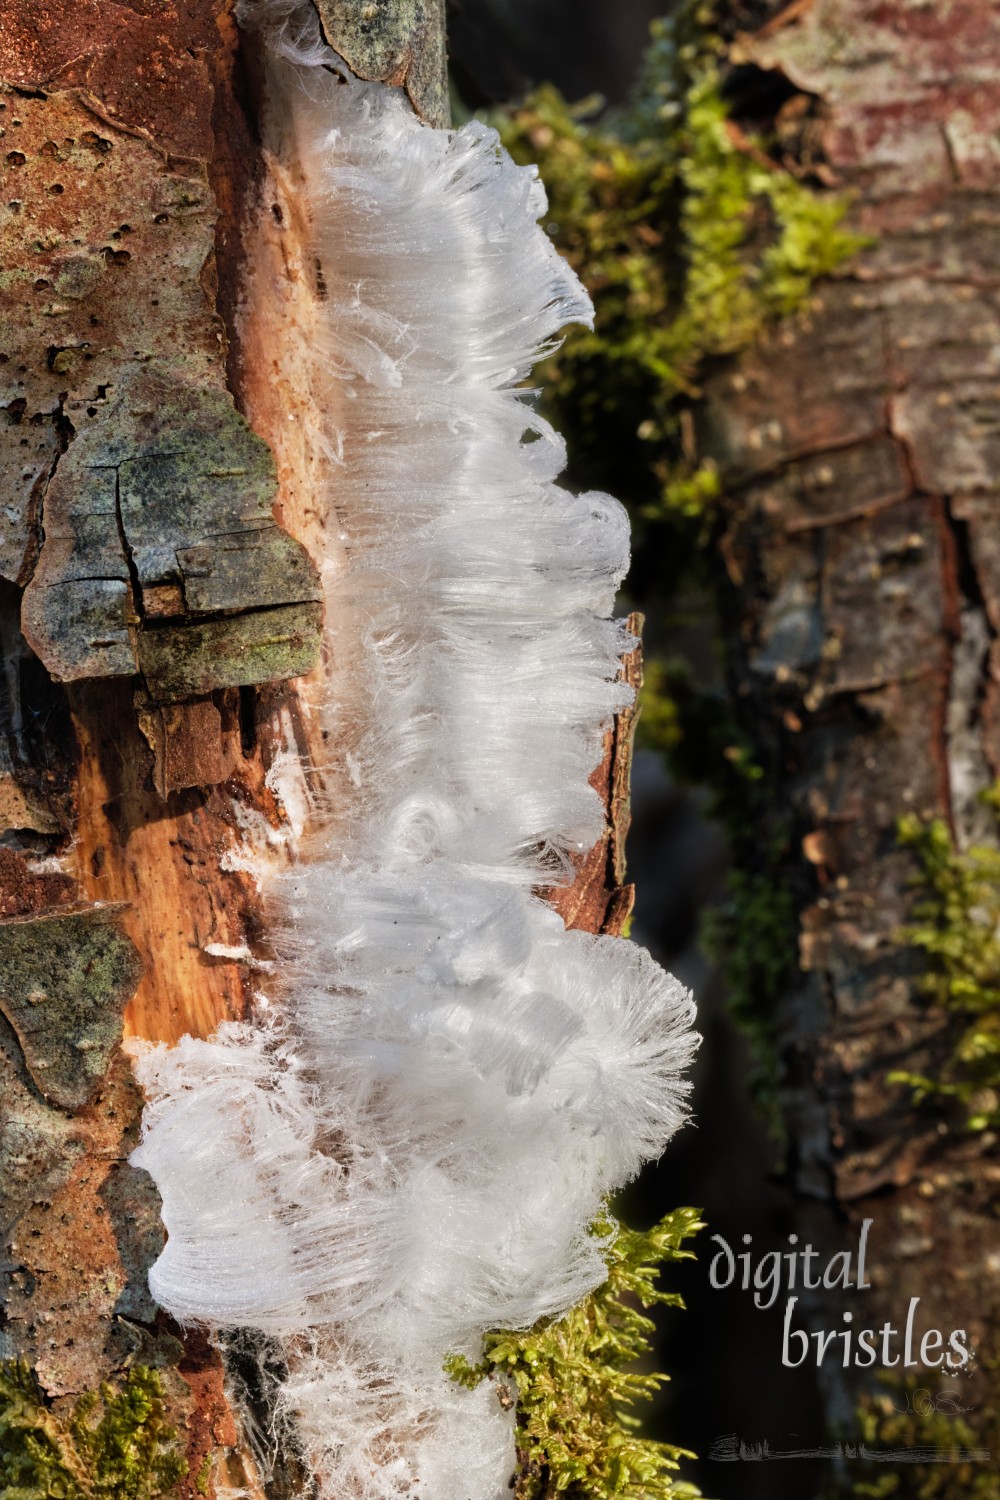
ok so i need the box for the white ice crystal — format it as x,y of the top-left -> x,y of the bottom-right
131,6 -> 698,1497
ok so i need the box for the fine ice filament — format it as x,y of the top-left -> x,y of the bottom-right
131,7 -> 698,1497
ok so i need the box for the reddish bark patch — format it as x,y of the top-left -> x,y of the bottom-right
544,614 -> 641,938
0,0 -> 225,162
0,846 -> 75,917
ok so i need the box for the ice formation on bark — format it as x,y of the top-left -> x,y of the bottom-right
131,6 -> 697,1496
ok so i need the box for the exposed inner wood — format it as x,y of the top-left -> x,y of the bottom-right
0,7 -> 639,1495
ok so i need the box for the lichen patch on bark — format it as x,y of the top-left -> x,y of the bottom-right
20,371 -> 322,700
0,903 -> 142,1110
314,0 -> 449,127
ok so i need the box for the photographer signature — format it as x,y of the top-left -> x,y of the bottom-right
890,1387 -> 976,1417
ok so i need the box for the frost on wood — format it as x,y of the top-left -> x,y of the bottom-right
130,6 -> 698,1499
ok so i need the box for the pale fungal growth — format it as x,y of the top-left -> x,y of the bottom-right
130,4 -> 699,1497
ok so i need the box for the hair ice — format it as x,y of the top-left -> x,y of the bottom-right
131,8 -> 698,1498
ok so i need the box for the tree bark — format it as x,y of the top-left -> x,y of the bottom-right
701,0 -> 1000,1441
0,2 -> 328,1491
0,4 -> 635,1492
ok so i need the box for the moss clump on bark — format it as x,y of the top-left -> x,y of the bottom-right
492,3 -> 865,533
446,1206 -> 704,1500
889,809 -> 1000,1131
0,1361 -> 187,1500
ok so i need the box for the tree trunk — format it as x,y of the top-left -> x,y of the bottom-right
0,4 -> 638,1491
701,0 -> 1000,1448
0,1 -> 359,1490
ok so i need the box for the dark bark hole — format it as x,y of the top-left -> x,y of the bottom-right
723,62 -> 801,122
239,685 -> 258,757
221,1329 -> 319,1500
948,509 -> 988,614
17,641 -> 74,774
716,0 -> 798,37
0,582 -> 74,783
722,65 -> 826,176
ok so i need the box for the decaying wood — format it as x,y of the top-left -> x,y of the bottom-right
0,2 -> 323,1492
0,75 -> 322,698
702,0 -> 1000,1423
545,612 -> 643,938
0,2 -> 640,1494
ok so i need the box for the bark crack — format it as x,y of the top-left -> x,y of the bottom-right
112,462 -> 146,628
19,394 -> 74,591
941,501 -> 995,847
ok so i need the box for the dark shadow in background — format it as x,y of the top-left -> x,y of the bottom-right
626,751 -> 828,1500
450,5 -> 828,1496
449,0 -> 665,106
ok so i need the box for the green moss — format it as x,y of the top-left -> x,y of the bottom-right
889,810 -> 1000,1131
194,1453 -> 213,1498
491,5 -> 865,531
847,1374 -> 998,1499
446,1206 -> 704,1500
698,844 -> 797,1138
0,1361 -> 188,1500
702,861 -> 796,1084
651,460 -> 721,525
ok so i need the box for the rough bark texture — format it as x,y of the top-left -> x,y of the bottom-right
0,2 -> 635,1492
703,0 -> 1000,1435
545,612 -> 642,938
0,2 -> 321,1493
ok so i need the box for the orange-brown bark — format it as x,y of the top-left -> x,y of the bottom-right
0,8 -> 642,1495
0,2 -> 308,1491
